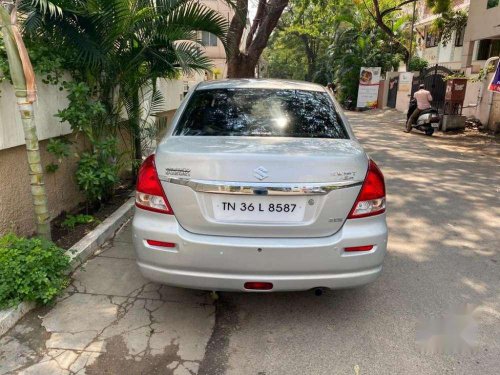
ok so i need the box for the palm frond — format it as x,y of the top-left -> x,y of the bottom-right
29,0 -> 63,17
172,41 -> 212,73
22,10 -> 44,33
141,84 -> 167,118
159,1 -> 228,46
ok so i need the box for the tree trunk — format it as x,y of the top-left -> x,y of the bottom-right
306,60 -> 315,82
227,54 -> 258,78
370,0 -> 415,59
0,6 -> 51,239
18,99 -> 51,238
300,35 -> 316,82
226,0 -> 250,78
227,0 -> 288,78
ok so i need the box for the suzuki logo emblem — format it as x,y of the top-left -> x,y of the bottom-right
253,166 -> 268,180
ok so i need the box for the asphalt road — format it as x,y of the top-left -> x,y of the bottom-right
1,109 -> 499,375
200,110 -> 500,375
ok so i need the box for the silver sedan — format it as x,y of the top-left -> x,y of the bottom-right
132,79 -> 388,292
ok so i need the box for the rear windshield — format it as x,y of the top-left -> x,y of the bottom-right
173,88 -> 349,139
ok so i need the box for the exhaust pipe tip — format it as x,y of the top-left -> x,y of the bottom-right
314,288 -> 324,297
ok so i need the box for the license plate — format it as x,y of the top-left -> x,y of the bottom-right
432,124 -> 439,128
212,195 -> 306,223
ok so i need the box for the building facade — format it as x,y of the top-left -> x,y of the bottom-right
200,0 -> 235,79
156,0 -> 238,128
402,0 -> 499,131
461,0 -> 500,130
461,0 -> 500,72
414,0 -> 470,71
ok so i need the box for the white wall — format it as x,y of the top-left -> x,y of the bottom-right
395,72 -> 416,113
157,78 -> 187,112
0,77 -> 72,150
463,72 -> 499,130
156,72 -> 205,112
1,72 -> 208,151
462,80 -> 483,118
428,34 -> 463,71
463,0 -> 500,42
438,42 -> 452,64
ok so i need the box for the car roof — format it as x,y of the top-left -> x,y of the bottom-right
196,79 -> 326,92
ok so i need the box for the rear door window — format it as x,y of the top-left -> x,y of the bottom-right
173,88 -> 349,139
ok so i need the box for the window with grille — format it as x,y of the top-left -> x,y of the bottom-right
476,39 -> 500,60
454,27 -> 465,47
425,26 -> 440,48
201,31 -> 218,47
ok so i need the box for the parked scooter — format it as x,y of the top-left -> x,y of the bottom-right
407,98 -> 441,136
343,97 -> 354,111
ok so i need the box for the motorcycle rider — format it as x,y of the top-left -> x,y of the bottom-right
405,84 -> 433,133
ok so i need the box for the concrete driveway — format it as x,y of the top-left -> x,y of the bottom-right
1,109 -> 499,375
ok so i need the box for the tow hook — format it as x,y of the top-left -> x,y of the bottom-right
210,291 -> 219,301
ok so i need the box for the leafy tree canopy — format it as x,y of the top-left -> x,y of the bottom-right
264,0 -> 402,101
263,0 -> 463,104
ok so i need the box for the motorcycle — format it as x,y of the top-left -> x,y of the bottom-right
407,98 -> 441,136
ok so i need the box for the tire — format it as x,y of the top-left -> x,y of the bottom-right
425,128 -> 434,136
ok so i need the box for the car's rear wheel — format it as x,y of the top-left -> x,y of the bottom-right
425,129 -> 434,136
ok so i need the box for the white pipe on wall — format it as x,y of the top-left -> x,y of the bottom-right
477,56 -> 499,122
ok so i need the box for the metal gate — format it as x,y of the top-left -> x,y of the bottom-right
387,77 -> 399,108
412,64 -> 453,112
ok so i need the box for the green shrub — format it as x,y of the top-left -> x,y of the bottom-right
61,214 -> 99,230
56,81 -> 106,141
45,138 -> 72,173
76,138 -> 119,204
47,138 -> 71,160
54,83 -> 120,205
45,162 -> 59,173
0,234 -> 71,308
408,56 -> 429,73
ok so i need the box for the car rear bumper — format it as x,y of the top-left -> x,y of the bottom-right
137,262 -> 382,291
132,207 -> 388,292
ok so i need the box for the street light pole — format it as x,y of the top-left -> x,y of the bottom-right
407,0 -> 417,69
390,20 -> 394,56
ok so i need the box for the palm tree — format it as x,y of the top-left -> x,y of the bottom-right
1,0 -> 227,237
23,0 -> 229,164
0,1 -> 54,239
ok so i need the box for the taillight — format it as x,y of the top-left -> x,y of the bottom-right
244,282 -> 273,290
344,245 -> 374,252
135,154 -> 173,214
146,240 -> 176,248
347,159 -> 385,219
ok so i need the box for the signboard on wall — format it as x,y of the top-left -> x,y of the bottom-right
356,67 -> 381,108
398,72 -> 414,91
488,62 -> 500,93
